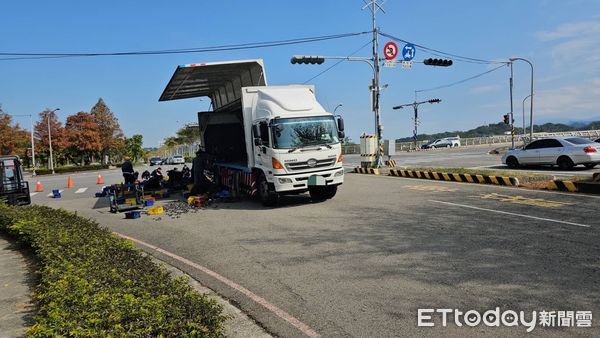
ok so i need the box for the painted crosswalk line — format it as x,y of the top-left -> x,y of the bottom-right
75,188 -> 88,194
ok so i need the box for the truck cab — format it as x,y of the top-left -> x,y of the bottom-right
0,156 -> 31,206
160,59 -> 344,205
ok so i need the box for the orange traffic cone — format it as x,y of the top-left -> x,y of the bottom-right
67,176 -> 73,189
36,181 -> 43,192
97,174 -> 103,184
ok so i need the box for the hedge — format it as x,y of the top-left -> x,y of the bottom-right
34,164 -> 111,176
0,203 -> 227,337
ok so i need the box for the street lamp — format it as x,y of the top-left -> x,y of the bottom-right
522,94 -> 533,143
333,104 -> 343,114
510,57 -> 534,141
47,108 -> 60,174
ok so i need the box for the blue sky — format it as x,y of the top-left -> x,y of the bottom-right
1,0 -> 599,146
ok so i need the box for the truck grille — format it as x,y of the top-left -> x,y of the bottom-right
285,158 -> 336,171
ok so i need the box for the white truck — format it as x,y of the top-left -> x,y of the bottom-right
159,59 -> 345,206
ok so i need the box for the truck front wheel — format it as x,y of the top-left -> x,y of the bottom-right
309,185 -> 337,201
257,173 -> 279,206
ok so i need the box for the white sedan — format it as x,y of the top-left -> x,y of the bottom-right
502,137 -> 600,170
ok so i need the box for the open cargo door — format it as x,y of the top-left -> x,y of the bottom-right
159,59 -> 267,110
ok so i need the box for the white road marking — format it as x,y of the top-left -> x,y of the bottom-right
29,192 -> 38,197
429,199 -> 591,228
75,187 -> 88,194
115,233 -> 320,338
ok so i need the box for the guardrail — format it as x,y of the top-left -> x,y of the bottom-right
170,130 -> 600,156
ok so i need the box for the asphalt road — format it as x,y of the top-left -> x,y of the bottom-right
344,145 -> 600,177
35,172 -> 600,337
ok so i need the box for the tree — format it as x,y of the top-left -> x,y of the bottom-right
64,112 -> 102,165
91,98 -> 124,164
124,134 -> 145,162
175,125 -> 200,144
0,105 -> 29,156
34,109 -> 66,167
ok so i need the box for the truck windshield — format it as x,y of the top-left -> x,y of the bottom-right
271,116 -> 339,149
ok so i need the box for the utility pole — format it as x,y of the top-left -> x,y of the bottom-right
10,114 -> 36,175
393,99 -> 441,149
363,0 -> 385,167
509,62 -> 515,149
510,58 -> 534,142
47,108 -> 60,174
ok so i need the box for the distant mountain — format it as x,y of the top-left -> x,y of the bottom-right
396,121 -> 600,142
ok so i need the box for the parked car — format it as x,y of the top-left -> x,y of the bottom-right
172,155 -> 185,164
149,157 -> 163,166
502,137 -> 600,169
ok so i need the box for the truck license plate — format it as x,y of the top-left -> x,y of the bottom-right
307,175 -> 326,186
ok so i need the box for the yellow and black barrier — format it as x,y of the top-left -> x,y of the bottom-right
384,160 -> 396,168
547,180 -> 600,194
547,180 -> 578,192
354,167 -> 381,175
388,169 -> 519,186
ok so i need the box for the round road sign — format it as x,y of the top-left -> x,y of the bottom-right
383,41 -> 398,60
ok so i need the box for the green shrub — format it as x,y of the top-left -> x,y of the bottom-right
0,204 -> 226,337
35,164 -> 111,176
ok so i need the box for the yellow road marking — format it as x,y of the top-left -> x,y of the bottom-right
478,193 -> 573,208
406,185 -> 457,192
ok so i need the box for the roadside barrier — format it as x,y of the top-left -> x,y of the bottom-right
547,180 -> 578,192
547,179 -> 600,194
388,169 -> 519,186
354,167 -> 380,175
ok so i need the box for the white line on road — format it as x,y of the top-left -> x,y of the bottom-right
429,199 -> 591,228
75,188 -> 88,194
115,233 -> 320,338
29,192 -> 38,197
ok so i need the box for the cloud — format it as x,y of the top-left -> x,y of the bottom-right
469,84 -> 502,94
536,20 -> 600,66
534,77 -> 600,118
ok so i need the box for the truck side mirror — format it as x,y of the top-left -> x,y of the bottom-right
252,125 -> 262,146
337,117 -> 345,132
337,117 -> 345,139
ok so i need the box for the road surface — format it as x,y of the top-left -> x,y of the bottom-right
33,172 -> 600,337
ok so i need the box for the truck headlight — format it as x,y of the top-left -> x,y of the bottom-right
334,169 -> 344,177
278,178 -> 293,184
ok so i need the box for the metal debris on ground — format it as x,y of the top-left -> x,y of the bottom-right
162,200 -> 205,218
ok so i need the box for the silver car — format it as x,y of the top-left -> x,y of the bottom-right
502,137 -> 600,170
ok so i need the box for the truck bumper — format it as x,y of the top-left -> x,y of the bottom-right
272,167 -> 344,193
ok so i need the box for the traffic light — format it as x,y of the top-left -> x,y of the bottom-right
423,58 -> 453,67
503,114 -> 510,125
428,98 -> 441,104
291,55 -> 325,65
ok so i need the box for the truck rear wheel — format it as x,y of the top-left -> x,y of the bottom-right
309,185 -> 337,201
257,173 -> 279,206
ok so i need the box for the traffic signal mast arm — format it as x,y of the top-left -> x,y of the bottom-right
392,98 -> 441,110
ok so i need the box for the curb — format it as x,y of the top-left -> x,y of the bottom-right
547,180 -> 600,194
388,169 -> 520,186
353,167 -> 381,175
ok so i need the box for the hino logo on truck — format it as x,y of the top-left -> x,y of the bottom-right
307,159 -> 317,167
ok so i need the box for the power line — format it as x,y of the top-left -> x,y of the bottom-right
415,64 -> 507,93
378,31 -> 507,65
302,40 -> 372,84
0,31 -> 370,61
